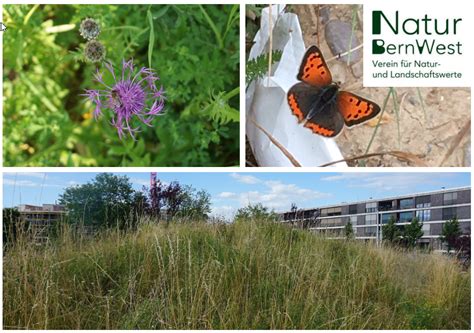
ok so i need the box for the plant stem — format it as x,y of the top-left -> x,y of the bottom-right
199,5 -> 223,49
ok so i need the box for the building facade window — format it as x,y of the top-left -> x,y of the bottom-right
378,200 -> 393,211
365,214 -> 377,225
349,205 -> 357,214
443,192 -> 458,205
381,213 -> 395,224
320,207 -> 342,217
350,216 -> 357,224
328,207 -> 342,216
422,224 -> 430,236
442,207 -> 457,220
416,202 -> 431,209
364,226 -> 377,237
399,198 -> 414,209
365,202 -> 377,213
415,195 -> 431,205
399,211 -> 414,222
416,209 -> 431,222
320,217 -> 343,227
416,201 -> 431,222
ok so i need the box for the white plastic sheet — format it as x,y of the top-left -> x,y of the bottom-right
246,5 -> 347,167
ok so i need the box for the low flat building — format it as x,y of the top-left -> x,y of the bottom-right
280,187 -> 471,249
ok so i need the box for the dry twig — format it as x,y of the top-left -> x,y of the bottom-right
248,117 -> 302,167
319,150 -> 428,167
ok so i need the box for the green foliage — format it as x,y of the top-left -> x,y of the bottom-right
344,222 -> 354,240
245,5 -> 266,59
234,203 -> 279,222
204,88 -> 240,126
245,4 -> 264,19
441,217 -> 462,252
178,185 -> 212,220
3,208 -> 22,246
382,216 -> 400,244
402,217 -> 424,248
58,173 -> 212,226
403,302 -> 442,329
3,4 -> 239,166
58,173 -> 137,228
3,219 -> 470,329
148,180 -> 211,221
245,50 -> 283,86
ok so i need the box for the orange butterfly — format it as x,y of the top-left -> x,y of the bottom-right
287,45 -> 381,137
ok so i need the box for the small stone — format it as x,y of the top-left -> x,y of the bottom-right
407,94 -> 419,106
324,19 -> 362,65
319,6 -> 331,25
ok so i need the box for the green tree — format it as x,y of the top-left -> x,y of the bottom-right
344,222 -> 354,240
178,186 -> 212,220
382,216 -> 400,244
440,217 -> 462,252
234,203 -> 278,222
3,208 -> 22,246
131,191 -> 149,221
403,217 -> 424,248
59,173 -> 136,229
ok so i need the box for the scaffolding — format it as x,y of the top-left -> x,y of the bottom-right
18,204 -> 66,244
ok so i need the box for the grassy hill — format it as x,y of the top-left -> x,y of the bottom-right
3,219 -> 470,329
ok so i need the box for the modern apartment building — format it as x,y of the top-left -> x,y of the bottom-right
280,187 -> 471,249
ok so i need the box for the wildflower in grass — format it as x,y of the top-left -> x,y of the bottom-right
84,59 -> 165,139
79,18 -> 100,40
84,40 -> 106,63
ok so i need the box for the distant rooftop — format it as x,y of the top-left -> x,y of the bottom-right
18,204 -> 66,213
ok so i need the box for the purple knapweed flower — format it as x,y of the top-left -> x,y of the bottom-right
84,59 -> 165,139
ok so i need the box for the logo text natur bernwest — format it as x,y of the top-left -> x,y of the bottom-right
372,11 -> 462,55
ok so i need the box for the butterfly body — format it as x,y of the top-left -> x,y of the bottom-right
287,45 -> 381,137
304,83 -> 339,121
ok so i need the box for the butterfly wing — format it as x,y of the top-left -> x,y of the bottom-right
305,101 -> 344,137
297,45 -> 333,87
287,82 -> 343,137
287,82 -> 318,122
337,91 -> 381,127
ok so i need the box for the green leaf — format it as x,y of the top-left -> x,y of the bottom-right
153,5 -> 169,19
246,50 -> 283,86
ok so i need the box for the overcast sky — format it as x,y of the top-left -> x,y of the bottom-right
3,172 -> 470,218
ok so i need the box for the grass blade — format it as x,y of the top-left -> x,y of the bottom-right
390,87 -> 401,149
416,87 -> 428,123
346,5 -> 359,66
363,89 -> 392,158
223,4 -> 239,41
24,4 -> 39,25
199,5 -> 223,49
147,8 -> 154,68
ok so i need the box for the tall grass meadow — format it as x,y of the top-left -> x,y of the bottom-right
3,218 -> 470,329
